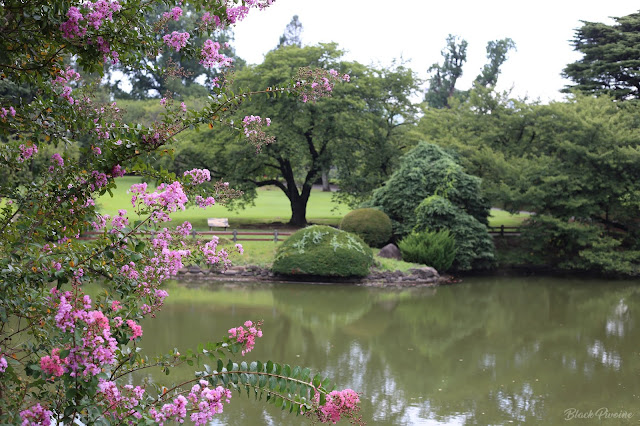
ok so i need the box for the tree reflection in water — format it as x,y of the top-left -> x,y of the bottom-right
138,277 -> 640,425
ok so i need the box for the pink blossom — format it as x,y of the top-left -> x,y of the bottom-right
195,196 -> 215,208
50,153 -> 64,168
163,31 -> 190,51
149,395 -> 188,424
92,146 -> 102,155
183,168 -> 211,185
201,12 -> 222,29
176,221 -> 192,236
188,381 -> 232,425
235,243 -> 244,254
20,404 -> 52,426
228,321 -> 263,356
316,389 -> 361,424
126,319 -> 143,340
98,379 -> 145,421
0,356 -> 7,373
0,106 -> 16,119
112,164 -> 126,177
40,349 -> 65,377
163,6 -> 183,21
200,40 -> 233,69
60,86 -> 74,104
61,7 -> 86,39
180,102 -> 187,112
18,143 -> 38,163
160,97 -> 167,106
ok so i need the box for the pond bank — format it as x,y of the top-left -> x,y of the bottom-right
177,264 -> 448,287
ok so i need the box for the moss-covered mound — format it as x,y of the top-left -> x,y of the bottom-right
340,208 -> 392,248
272,225 -> 374,277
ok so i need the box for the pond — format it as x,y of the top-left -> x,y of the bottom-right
139,277 -> 640,425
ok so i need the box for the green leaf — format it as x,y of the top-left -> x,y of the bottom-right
312,374 -> 321,388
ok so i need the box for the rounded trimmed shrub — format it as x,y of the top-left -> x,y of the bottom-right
339,208 -> 392,248
398,229 -> 457,272
272,225 -> 374,277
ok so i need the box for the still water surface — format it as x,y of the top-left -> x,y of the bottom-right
139,277 -> 640,425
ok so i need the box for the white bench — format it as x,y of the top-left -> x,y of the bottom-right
208,218 -> 229,231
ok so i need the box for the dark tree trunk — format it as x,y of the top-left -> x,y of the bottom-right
288,193 -> 309,227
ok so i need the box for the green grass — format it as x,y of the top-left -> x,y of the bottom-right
488,208 -> 530,227
100,178 -> 529,229
97,177 -> 349,229
374,257 -> 422,272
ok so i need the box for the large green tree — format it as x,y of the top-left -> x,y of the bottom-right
562,11 -> 640,101
174,44 -> 420,225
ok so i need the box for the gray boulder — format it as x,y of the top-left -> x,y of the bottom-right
378,243 -> 402,260
408,267 -> 439,279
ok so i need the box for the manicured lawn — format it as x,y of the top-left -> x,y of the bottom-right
97,177 -> 530,231
97,177 -> 350,229
488,208 -> 530,227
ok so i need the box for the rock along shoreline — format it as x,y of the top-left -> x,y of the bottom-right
176,265 -> 450,288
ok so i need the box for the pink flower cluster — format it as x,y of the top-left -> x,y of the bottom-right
188,380 -> 233,425
19,404 -> 52,426
202,237 -> 231,269
53,66 -> 82,86
242,115 -> 274,151
201,12 -> 222,29
98,379 -> 145,421
130,181 -> 188,217
226,0 -> 274,24
163,31 -> 190,52
40,349 -> 64,377
200,40 -> 233,69
0,355 -> 7,372
18,143 -> 38,163
163,6 -> 183,21
111,209 -> 129,232
0,106 -> 16,119
183,168 -> 211,185
195,195 -> 215,208
90,170 -> 108,191
295,68 -> 350,103
51,153 -> 64,168
315,389 -> 362,424
149,395 -> 188,425
48,290 -> 119,378
126,319 -> 143,340
228,320 -> 263,356
61,1 -> 122,62
112,164 -> 126,177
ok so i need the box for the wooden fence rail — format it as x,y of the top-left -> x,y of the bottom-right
79,229 -> 292,242
487,225 -> 521,237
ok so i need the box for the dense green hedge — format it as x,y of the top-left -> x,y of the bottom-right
272,225 -> 374,277
339,208 -> 392,248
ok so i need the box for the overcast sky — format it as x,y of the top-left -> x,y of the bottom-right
232,1 -> 639,102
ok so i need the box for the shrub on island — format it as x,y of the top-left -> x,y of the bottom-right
340,208 -> 393,248
272,225 -> 374,277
